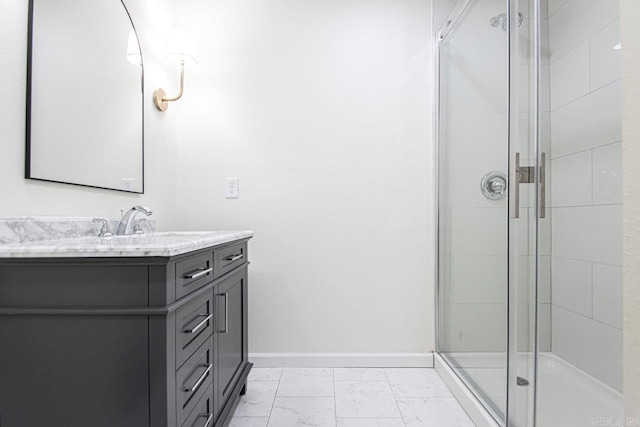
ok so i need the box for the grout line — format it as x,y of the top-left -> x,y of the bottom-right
551,254 -> 622,268
549,202 -> 622,208
443,303 -> 508,306
589,147 -> 595,205
591,262 -> 595,318
590,145 -> 595,203
547,0 -> 569,19
265,368 -> 284,427
383,368 -> 407,426
587,38 -> 593,92
548,78 -> 620,112
551,303 -> 622,330
549,139 -> 621,161
449,206 -> 517,210
332,368 -> 338,426
547,16 -> 618,66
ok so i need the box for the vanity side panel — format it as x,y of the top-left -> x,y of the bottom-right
243,264 -> 249,375
0,315 -> 150,427
149,313 -> 176,427
0,262 -> 148,307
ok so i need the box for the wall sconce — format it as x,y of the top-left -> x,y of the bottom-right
153,28 -> 197,112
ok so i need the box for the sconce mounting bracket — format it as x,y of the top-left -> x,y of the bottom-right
153,88 -> 169,112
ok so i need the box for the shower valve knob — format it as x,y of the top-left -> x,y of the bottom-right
481,171 -> 507,200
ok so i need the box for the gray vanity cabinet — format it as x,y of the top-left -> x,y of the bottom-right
0,238 -> 251,427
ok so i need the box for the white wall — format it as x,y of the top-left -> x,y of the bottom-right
175,0 -> 434,354
547,0 -> 623,391
0,0 -> 178,230
621,0 -> 640,418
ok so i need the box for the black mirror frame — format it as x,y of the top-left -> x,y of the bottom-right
25,0 -> 145,194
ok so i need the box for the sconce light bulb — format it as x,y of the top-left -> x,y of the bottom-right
126,29 -> 142,66
167,28 -> 197,66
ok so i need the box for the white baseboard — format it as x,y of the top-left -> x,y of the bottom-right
249,352 -> 434,368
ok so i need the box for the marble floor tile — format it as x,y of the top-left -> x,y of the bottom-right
249,367 -> 283,381
268,397 -> 336,427
277,368 -> 334,397
229,417 -> 270,427
385,368 -> 453,398
335,381 -> 402,418
397,397 -> 475,427
334,368 -> 387,382
233,381 -> 279,417
337,418 -> 406,427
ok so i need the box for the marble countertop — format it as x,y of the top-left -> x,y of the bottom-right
0,230 -> 254,258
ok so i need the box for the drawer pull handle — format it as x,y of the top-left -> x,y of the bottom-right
184,267 -> 213,280
183,364 -> 212,393
218,293 -> 228,334
224,253 -> 243,262
184,314 -> 213,334
201,413 -> 213,427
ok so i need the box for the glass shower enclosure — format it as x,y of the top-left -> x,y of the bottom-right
435,0 -> 623,426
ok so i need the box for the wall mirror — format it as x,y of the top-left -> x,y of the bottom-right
26,0 -> 144,193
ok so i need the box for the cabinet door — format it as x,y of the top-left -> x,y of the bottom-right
215,267 -> 248,414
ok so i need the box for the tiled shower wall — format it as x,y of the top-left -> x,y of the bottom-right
547,0 -> 623,390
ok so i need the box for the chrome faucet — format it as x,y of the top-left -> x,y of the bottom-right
116,205 -> 153,235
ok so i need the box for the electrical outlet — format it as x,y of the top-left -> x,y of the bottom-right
121,178 -> 135,191
226,178 -> 239,198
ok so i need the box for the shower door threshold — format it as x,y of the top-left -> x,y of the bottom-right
434,353 -> 501,427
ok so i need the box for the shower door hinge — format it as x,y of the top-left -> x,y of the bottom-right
509,152 -> 546,219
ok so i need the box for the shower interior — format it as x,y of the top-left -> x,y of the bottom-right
434,0 -> 623,425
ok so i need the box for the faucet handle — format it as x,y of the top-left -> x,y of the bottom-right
93,218 -> 113,237
133,218 -> 148,235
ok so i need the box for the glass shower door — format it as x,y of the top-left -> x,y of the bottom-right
437,0 -> 539,425
437,0 -> 511,422
437,0 -> 624,425
506,0 -> 540,425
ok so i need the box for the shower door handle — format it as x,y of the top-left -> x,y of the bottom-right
509,152 -> 546,219
509,154 -> 517,219
539,153 -> 546,219
509,153 -> 523,219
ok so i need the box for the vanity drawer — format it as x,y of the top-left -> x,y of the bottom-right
176,252 -> 215,299
181,384 -> 214,427
215,242 -> 247,278
175,292 -> 214,368
177,338 -> 214,427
